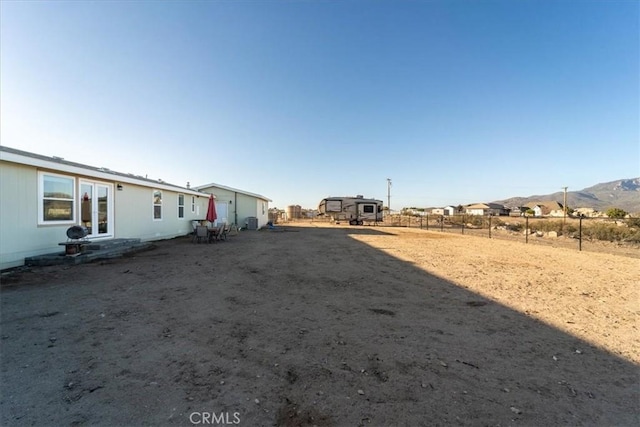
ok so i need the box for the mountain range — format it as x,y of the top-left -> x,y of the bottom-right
493,178 -> 640,214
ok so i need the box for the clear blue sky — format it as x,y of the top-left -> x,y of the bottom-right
1,0 -> 638,209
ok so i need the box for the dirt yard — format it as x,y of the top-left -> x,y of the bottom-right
1,224 -> 638,426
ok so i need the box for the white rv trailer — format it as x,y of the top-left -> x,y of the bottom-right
318,196 -> 383,225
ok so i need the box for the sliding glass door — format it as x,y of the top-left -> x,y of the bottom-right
79,180 -> 113,238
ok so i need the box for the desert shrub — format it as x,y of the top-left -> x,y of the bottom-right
529,220 -> 563,233
606,207 -> 628,219
505,222 -> 523,232
582,222 -> 629,242
492,218 -> 506,227
448,215 -> 464,226
467,216 -> 484,227
623,230 -> 640,243
625,217 -> 640,228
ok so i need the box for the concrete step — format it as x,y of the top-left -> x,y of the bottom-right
25,239 -> 153,267
84,238 -> 141,250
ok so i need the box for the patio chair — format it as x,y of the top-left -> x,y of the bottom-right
209,224 -> 224,241
219,223 -> 231,241
194,225 -> 209,243
191,221 -> 199,243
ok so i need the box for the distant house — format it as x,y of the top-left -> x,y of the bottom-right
524,201 -> 564,217
464,203 -> 510,216
401,208 -> 426,216
426,206 -> 458,216
0,146 -> 270,270
509,207 -> 524,216
444,206 -> 457,216
574,207 -> 599,217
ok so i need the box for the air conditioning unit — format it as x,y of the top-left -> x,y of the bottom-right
246,217 -> 258,230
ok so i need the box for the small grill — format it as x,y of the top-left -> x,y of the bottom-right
66,226 -> 88,240
60,226 -> 89,255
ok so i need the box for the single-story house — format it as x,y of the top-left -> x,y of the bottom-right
443,206 -> 457,216
508,207 -> 523,216
464,203 -> 510,216
0,146 -> 269,270
523,201 -> 565,217
574,207 -> 600,218
195,182 -> 271,230
426,206 -> 464,216
401,208 -> 426,216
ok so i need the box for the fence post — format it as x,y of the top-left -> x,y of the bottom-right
426,214 -> 429,231
461,215 -> 465,234
441,215 -> 444,232
525,216 -> 529,244
579,216 -> 583,251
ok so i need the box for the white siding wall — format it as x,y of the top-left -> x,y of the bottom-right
466,208 -> 485,216
0,163 -> 68,269
113,183 -> 208,240
0,161 -> 210,270
236,193 -> 256,228
256,199 -> 268,227
1,158 -> 271,269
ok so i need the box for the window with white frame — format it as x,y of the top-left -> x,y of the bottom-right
153,190 -> 162,220
178,194 -> 185,218
39,172 -> 75,224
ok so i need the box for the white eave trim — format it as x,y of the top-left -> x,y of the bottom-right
1,150 -> 206,197
195,182 -> 272,202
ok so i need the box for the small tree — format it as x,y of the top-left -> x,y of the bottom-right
606,208 -> 628,219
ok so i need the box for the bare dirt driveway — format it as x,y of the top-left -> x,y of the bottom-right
1,223 -> 638,426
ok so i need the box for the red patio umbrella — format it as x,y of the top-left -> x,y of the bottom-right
206,194 -> 217,224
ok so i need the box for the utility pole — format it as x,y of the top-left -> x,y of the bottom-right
387,178 -> 392,216
562,186 -> 568,228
